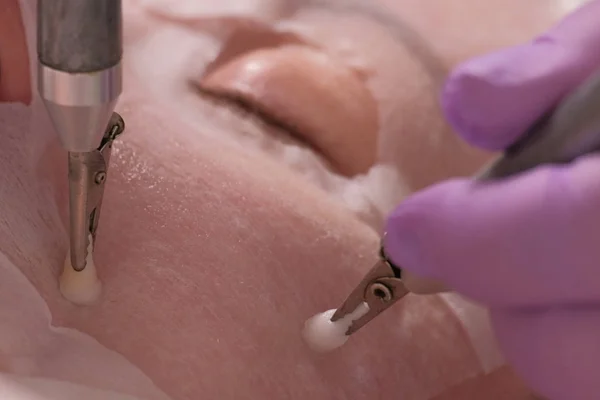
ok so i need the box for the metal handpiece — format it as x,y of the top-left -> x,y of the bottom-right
36,0 -> 124,271
333,67 -> 600,336
37,0 -> 123,153
69,113 -> 124,271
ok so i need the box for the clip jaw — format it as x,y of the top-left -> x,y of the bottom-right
68,113 -> 125,271
331,242 -> 408,335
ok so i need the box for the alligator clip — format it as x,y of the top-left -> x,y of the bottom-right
68,113 -> 125,271
330,239 -> 408,335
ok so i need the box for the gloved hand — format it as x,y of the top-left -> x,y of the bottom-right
383,2 -> 600,399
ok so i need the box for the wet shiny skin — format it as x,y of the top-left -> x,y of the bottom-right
0,0 -> 582,399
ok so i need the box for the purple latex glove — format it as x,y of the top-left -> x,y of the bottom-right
384,2 -> 600,399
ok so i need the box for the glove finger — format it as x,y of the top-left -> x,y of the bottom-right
383,155 -> 600,307
400,270 -> 449,294
442,0 -> 600,151
491,306 -> 600,400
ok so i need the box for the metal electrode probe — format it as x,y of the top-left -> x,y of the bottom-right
37,0 -> 123,271
332,67 -> 600,336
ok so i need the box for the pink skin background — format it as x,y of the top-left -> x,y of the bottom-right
0,0 -> 587,399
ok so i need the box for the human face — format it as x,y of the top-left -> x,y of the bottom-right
0,0 -> 580,399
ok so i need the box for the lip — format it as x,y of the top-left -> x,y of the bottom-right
196,43 -> 380,177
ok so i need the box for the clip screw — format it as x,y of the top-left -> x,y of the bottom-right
370,282 -> 393,302
108,113 -> 126,140
95,171 -> 107,184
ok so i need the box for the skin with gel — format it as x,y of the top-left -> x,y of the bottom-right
59,235 -> 102,306
302,303 -> 370,352
0,0 -> 583,399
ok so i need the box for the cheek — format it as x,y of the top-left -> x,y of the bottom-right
373,61 -> 494,191
362,28 -> 493,190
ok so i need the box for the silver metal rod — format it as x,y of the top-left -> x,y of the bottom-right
37,0 -> 123,153
37,0 -> 122,73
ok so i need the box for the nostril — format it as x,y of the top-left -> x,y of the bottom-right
197,44 -> 380,177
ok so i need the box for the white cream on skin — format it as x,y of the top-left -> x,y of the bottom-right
59,235 -> 102,306
302,302 -> 370,352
